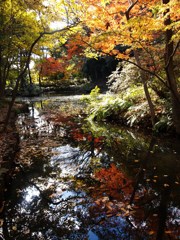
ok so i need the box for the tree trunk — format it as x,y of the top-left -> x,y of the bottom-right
163,0 -> 180,135
3,34 -> 44,131
0,46 -> 5,99
134,51 -> 156,126
28,64 -> 32,85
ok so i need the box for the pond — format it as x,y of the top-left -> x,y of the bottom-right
1,95 -> 180,240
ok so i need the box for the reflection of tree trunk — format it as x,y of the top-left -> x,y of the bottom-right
3,215 -> 11,240
156,188 -> 171,240
130,137 -> 156,204
40,101 -> 43,109
31,102 -> 35,118
90,136 -> 95,157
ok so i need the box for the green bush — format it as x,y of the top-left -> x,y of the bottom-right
84,87 -> 132,121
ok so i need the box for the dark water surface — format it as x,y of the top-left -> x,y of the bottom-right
1,95 -> 180,240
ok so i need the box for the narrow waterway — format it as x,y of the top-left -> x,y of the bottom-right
1,95 -> 180,240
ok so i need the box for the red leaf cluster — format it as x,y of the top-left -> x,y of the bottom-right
39,57 -> 64,77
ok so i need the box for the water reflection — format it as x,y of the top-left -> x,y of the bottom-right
1,96 -> 180,240
24,186 -> 40,202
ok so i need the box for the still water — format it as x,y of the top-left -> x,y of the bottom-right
1,95 -> 180,240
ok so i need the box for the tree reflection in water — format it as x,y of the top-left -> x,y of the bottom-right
1,97 -> 180,240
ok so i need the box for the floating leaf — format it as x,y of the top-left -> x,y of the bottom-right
149,231 -> 155,235
116,213 -> 121,216
12,225 -> 17,231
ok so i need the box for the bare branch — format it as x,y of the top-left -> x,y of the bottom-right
125,0 -> 138,20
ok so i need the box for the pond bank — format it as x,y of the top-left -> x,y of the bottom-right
0,102 -> 28,214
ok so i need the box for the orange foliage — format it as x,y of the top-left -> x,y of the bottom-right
39,57 -> 65,77
65,34 -> 85,60
78,0 -> 180,75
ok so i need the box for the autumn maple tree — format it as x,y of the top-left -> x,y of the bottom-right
74,0 -> 180,134
38,57 -> 65,78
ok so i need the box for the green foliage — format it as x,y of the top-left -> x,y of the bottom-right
89,97 -> 132,121
83,84 -> 150,126
123,86 -> 145,103
81,85 -> 102,104
90,85 -> 101,98
125,102 -> 150,127
153,116 -> 172,133
19,84 -> 42,97
108,62 -> 141,94
83,86 -> 132,122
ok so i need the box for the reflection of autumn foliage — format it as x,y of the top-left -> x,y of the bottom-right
94,164 -> 133,199
71,129 -> 103,144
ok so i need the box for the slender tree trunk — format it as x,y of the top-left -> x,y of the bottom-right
0,46 -> 5,99
163,0 -> 180,135
134,51 -> 156,126
28,64 -> 32,85
3,34 -> 43,131
0,79 -> 6,99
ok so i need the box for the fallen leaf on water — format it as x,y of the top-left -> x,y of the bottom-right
120,207 -> 126,213
12,225 -> 17,231
106,202 -> 113,211
123,211 -> 130,217
106,213 -> 113,217
149,231 -> 155,235
116,213 -> 121,216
